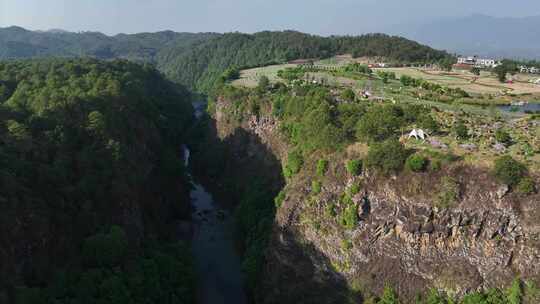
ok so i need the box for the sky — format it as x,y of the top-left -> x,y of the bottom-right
1,0 -> 540,36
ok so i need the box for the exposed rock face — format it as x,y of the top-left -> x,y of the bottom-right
212,96 -> 540,303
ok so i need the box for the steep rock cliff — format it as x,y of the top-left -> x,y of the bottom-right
210,94 -> 540,303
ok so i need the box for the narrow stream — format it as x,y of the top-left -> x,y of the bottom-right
183,143 -> 248,304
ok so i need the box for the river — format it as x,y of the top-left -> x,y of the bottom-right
183,144 -> 248,304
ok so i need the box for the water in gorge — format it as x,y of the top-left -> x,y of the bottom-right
498,102 -> 540,114
183,145 -> 248,304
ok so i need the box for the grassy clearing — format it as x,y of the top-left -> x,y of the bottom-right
232,63 -> 297,87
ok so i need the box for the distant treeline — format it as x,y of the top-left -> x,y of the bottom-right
0,27 -> 452,92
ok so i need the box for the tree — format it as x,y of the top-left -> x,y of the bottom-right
258,75 -> 270,90
365,139 -> 408,174
87,111 -> 106,135
418,114 -> 440,134
356,105 -> 404,142
454,121 -> 469,139
340,88 -> 356,102
494,65 -> 508,83
471,67 -> 481,76
439,57 -> 456,72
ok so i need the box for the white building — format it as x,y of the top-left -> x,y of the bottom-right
476,58 -> 497,67
457,56 -> 498,68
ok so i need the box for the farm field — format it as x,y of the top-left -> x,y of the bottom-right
232,64 -> 297,87
374,67 -> 540,95
232,54 -> 383,88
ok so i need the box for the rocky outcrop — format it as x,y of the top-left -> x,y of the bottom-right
212,96 -> 540,303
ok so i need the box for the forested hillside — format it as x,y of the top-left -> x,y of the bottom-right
158,31 -> 451,92
0,26 -> 218,62
0,27 -> 452,93
0,59 -> 195,303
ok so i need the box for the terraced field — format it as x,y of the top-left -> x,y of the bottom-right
375,67 -> 540,95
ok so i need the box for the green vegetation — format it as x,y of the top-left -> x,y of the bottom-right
274,189 -> 286,208
493,156 -> 527,186
317,159 -> 329,177
495,129 -> 512,145
235,181 -> 277,291
454,121 -> 470,139
516,177 -> 536,195
366,279 -> 539,304
258,75 -> 270,91
340,202 -> 359,230
399,74 -> 469,100
348,183 -> 361,196
377,71 -> 396,83
418,114 -> 440,134
405,154 -> 428,172
346,159 -> 363,176
378,286 -> 399,304
278,67 -> 306,81
340,88 -> 356,102
284,150 -> 304,178
312,180 -> 322,194
356,105 -> 405,142
344,63 -> 373,74
0,58 -> 195,299
365,139 -> 408,174
16,227 -> 194,304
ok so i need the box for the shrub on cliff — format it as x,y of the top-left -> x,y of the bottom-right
517,177 -> 536,195
283,150 -> 304,178
340,203 -> 359,230
454,120 -> 469,139
493,156 -> 527,186
317,159 -> 329,177
405,154 -> 428,172
311,180 -> 322,194
365,139 -> 408,174
495,129 -> 512,146
379,286 -> 399,304
274,190 -> 286,208
346,159 -> 362,176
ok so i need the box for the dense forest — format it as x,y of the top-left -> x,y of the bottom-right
0,59 -> 195,303
0,27 -> 452,93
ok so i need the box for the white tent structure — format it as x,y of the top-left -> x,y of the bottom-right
408,129 -> 428,140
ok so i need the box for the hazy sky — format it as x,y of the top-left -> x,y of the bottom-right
1,0 -> 540,35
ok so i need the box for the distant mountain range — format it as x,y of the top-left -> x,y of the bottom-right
389,14 -> 540,59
